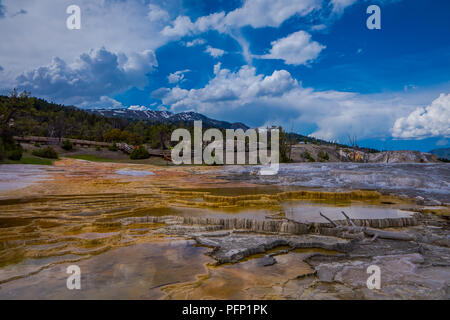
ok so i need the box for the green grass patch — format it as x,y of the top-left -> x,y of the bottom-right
66,154 -> 115,162
32,146 -> 58,159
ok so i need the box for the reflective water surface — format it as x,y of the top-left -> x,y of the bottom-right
0,160 -> 445,299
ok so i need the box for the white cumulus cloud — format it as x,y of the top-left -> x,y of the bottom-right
16,47 -> 157,106
79,96 -> 125,109
185,38 -> 206,47
156,63 -> 298,112
392,93 -> 450,139
259,31 -> 325,65
0,0 -> 178,81
167,69 -> 190,84
205,46 -> 225,58
147,4 -> 169,22
128,105 -> 148,111
162,0 -> 321,37
154,63 -> 412,142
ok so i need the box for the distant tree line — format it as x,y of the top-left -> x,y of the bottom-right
1,92 -> 375,163
0,93 -> 188,153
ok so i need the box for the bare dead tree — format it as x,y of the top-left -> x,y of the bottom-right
288,123 -> 294,161
347,134 -> 358,162
319,211 -> 429,242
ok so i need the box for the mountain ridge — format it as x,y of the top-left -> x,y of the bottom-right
87,108 -> 249,130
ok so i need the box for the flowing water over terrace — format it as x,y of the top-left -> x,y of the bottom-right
0,160 -> 445,299
220,163 -> 450,203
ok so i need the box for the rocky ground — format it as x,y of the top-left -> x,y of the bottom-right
289,143 -> 439,163
0,159 -> 448,299
127,208 -> 450,299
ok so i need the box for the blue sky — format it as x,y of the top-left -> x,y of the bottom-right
0,0 -> 449,151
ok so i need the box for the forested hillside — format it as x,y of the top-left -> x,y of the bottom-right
0,92 -> 374,163
0,92 -> 306,163
0,93 -> 188,149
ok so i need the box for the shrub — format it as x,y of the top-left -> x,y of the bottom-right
103,129 -> 122,142
0,139 -> 6,161
61,140 -> 73,151
34,142 -> 41,148
108,144 -> 118,152
130,145 -> 150,160
302,151 -> 315,162
0,136 -> 23,161
7,148 -> 23,161
32,146 -> 58,159
318,151 -> 329,162
95,146 -> 101,151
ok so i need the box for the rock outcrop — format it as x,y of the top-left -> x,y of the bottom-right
193,232 -> 352,264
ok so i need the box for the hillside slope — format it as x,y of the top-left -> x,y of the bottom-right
289,144 -> 439,163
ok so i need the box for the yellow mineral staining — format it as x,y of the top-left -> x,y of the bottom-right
166,189 -> 382,210
201,190 -> 381,204
421,207 -> 450,217
0,158 -> 432,298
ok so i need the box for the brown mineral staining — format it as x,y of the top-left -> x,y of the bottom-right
162,249 -> 339,300
0,159 -> 448,299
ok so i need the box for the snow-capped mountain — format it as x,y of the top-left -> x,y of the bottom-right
87,107 -> 249,130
